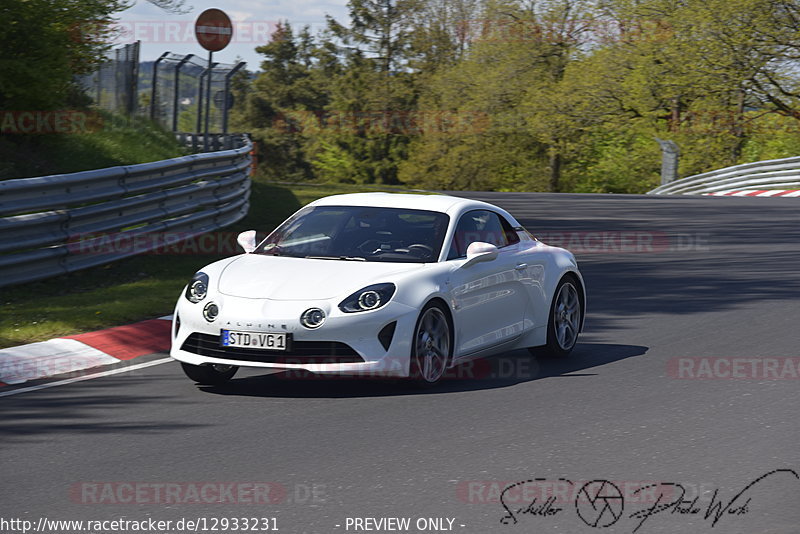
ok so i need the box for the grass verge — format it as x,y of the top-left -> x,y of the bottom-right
0,113 -> 186,180
0,181 -> 405,348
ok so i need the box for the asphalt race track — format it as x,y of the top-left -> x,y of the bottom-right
2,192 -> 799,534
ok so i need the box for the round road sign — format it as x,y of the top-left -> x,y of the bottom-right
195,8 -> 233,52
213,90 -> 235,110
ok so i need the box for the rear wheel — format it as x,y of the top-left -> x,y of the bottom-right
181,362 -> 238,385
409,302 -> 452,387
539,276 -> 582,357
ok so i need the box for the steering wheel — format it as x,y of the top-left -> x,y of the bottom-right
407,243 -> 434,259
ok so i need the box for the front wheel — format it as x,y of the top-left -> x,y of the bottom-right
540,276 -> 582,357
409,302 -> 452,387
181,362 -> 238,385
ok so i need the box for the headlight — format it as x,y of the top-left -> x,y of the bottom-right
339,283 -> 396,313
185,272 -> 209,303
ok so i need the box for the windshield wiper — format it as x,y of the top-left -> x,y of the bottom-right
305,255 -> 367,261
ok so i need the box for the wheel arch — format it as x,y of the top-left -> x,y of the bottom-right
559,270 -> 586,333
419,296 -> 456,365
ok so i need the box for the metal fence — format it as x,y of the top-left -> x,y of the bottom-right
0,139 -> 252,288
648,155 -> 800,195
78,42 -> 141,116
77,44 -> 247,153
149,53 -> 246,135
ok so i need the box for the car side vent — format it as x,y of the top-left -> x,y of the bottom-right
378,321 -> 397,351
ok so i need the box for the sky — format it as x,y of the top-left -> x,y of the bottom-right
114,0 -> 351,69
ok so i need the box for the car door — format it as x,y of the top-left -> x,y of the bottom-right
446,210 -> 529,358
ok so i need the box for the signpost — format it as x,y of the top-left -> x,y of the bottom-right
194,9 -> 233,150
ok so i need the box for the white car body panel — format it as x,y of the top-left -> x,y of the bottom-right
170,193 -> 585,378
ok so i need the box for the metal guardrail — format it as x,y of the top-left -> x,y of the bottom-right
648,155 -> 800,195
0,138 -> 252,288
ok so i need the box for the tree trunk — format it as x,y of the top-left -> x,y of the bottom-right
670,97 -> 681,133
549,150 -> 562,192
731,88 -> 746,164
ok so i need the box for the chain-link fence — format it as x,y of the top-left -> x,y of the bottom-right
77,43 -> 246,152
148,53 -> 245,135
78,41 -> 141,115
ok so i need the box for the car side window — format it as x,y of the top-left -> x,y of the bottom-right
447,210 -> 518,260
499,215 -> 520,246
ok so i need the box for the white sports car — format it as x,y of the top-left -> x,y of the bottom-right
171,193 -> 585,386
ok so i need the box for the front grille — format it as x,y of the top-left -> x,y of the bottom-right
181,333 -> 363,364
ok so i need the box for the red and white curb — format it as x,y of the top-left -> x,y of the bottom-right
0,317 -> 172,387
704,189 -> 800,197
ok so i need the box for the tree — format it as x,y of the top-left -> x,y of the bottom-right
306,0 -> 425,184
401,0 -> 603,191
140,0 -> 189,13
0,0 -> 127,111
231,23 -> 333,181
232,0 -> 800,191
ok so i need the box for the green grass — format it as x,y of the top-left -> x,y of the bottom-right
0,113 -> 186,180
0,181 -> 404,348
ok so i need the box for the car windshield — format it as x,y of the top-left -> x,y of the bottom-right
255,205 -> 450,263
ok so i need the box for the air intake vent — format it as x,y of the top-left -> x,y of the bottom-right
378,321 -> 397,351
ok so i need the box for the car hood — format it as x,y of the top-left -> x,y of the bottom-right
217,254 -> 424,300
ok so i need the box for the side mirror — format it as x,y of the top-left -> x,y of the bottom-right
237,230 -> 257,253
461,242 -> 498,268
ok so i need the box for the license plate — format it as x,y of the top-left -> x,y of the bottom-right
221,330 -> 288,351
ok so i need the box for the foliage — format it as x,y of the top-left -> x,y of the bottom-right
0,0 -> 127,111
9,0 -> 800,192
0,112 -> 185,180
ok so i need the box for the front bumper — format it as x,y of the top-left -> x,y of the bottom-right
170,294 -> 419,377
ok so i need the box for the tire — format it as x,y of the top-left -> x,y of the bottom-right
539,275 -> 582,358
409,301 -> 452,387
181,362 -> 238,385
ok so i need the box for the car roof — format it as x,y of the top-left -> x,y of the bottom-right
309,192 -> 515,221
